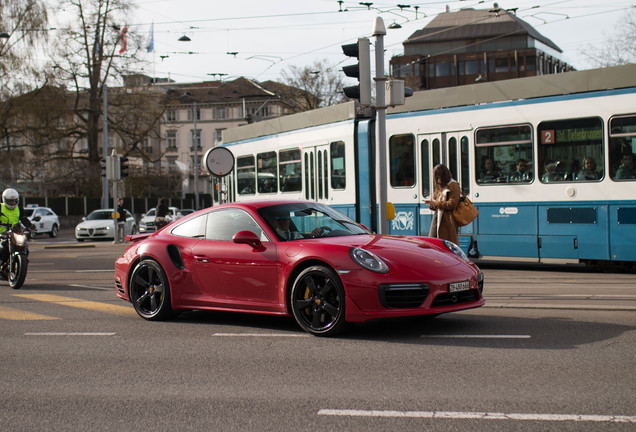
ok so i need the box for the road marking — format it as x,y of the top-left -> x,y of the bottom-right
0,305 -> 60,321
422,335 -> 531,339
24,332 -> 116,336
69,284 -> 113,291
317,409 -> 636,423
12,294 -> 136,317
213,333 -> 309,338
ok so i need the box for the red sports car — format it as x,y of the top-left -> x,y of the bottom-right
115,200 -> 484,336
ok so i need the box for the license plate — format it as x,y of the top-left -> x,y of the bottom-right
449,281 -> 470,293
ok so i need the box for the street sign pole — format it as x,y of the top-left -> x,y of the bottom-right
373,16 -> 388,235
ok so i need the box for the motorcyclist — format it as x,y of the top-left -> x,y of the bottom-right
0,189 -> 36,271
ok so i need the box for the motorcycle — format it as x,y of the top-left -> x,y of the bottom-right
0,223 -> 30,289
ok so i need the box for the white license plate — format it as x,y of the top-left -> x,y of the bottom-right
449,281 -> 470,293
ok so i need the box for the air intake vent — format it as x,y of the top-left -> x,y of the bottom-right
379,283 -> 429,309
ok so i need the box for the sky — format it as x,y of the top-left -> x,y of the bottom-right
119,0 -> 633,83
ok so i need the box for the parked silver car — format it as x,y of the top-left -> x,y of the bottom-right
138,206 -> 181,233
75,209 -> 136,241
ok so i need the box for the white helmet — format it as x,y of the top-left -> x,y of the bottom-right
2,188 -> 19,210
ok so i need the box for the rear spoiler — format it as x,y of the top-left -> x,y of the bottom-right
125,233 -> 152,243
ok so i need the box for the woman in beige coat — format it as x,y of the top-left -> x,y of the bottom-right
426,164 -> 460,245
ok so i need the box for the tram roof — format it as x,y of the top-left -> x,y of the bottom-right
222,63 -> 636,144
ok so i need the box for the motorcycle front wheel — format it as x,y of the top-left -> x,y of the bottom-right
9,254 -> 27,289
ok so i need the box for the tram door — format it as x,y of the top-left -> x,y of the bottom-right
417,132 -> 471,235
303,145 -> 330,204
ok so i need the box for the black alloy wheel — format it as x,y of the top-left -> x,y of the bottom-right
290,265 -> 346,336
129,259 -> 174,320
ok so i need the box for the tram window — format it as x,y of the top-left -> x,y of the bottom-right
323,149 -> 329,199
460,136 -> 470,194
421,139 -> 431,197
389,134 -> 415,187
317,150 -> 323,199
449,137 -> 458,180
237,155 -> 255,195
609,115 -> 636,181
257,151 -> 278,194
330,141 -> 346,190
538,117 -> 603,183
475,124 -> 533,184
432,138 -> 441,167
304,153 -> 310,199
279,149 -> 302,192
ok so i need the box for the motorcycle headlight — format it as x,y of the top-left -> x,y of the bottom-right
14,233 -> 27,247
442,240 -> 469,262
349,247 -> 389,273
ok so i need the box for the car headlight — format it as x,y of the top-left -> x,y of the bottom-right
442,240 -> 469,261
349,247 -> 389,273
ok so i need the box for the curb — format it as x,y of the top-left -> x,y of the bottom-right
43,244 -> 96,249
484,303 -> 636,311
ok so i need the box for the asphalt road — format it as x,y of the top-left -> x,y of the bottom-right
0,231 -> 634,431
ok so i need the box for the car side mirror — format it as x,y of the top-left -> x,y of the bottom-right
33,216 -> 41,222
233,230 -> 264,250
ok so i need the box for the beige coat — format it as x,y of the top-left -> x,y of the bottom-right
428,180 -> 460,245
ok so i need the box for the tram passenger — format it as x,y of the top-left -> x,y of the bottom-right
541,160 -> 563,183
509,158 -> 532,182
479,157 -> 501,183
425,164 -> 460,245
615,153 -> 635,179
575,157 -> 601,181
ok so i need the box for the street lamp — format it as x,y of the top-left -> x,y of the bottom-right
0,32 -> 10,39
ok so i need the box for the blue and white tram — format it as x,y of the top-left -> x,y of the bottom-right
220,64 -> 636,265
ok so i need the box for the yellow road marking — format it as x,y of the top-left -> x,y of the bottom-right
12,294 -> 137,317
0,305 -> 60,321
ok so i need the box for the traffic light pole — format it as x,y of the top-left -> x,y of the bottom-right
373,17 -> 389,235
111,150 -> 120,244
102,85 -> 109,209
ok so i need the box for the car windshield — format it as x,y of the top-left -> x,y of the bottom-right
145,209 -> 156,217
258,203 -> 368,240
86,210 -> 113,220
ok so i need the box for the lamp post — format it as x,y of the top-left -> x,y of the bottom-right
373,16 -> 389,234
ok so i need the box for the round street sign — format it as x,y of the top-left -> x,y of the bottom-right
204,147 -> 235,177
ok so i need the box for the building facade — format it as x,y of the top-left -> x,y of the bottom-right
390,7 -> 575,91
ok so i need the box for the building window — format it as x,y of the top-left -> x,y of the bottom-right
215,129 -> 225,143
216,107 -> 227,119
166,130 -> 177,150
166,110 -> 177,122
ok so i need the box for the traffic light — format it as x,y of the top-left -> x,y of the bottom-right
119,156 -> 129,179
341,37 -> 371,105
101,156 -> 113,179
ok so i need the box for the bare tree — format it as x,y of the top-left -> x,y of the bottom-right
49,0 -> 147,168
581,10 -> 636,67
281,59 -> 346,112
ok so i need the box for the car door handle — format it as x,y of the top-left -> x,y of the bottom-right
194,255 -> 210,263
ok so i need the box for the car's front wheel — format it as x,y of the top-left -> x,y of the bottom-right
290,265 -> 346,336
129,259 -> 174,320
49,224 -> 58,238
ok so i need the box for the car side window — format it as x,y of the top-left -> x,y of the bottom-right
205,209 -> 267,242
171,214 -> 206,238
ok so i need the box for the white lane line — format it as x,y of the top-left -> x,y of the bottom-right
24,332 -> 116,336
317,409 -> 636,423
69,284 -> 113,291
422,335 -> 531,339
213,333 -> 309,338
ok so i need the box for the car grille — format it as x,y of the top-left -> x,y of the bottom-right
379,283 -> 429,308
431,289 -> 479,307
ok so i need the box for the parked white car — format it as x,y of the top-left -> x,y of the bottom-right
75,209 -> 136,241
23,206 -> 61,238
138,206 -> 181,233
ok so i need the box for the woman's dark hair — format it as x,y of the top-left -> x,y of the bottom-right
158,198 -> 166,205
433,164 -> 452,195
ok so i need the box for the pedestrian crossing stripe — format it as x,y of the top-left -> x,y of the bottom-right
0,305 -> 60,321
11,294 -> 137,317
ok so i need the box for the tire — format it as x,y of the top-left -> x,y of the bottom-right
290,265 -> 346,336
49,224 -> 58,238
129,259 -> 174,320
8,254 -> 27,290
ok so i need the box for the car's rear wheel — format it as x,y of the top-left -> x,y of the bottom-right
129,259 -> 174,320
290,265 -> 346,336
49,224 -> 58,238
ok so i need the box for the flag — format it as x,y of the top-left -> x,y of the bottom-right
146,23 -> 154,53
118,25 -> 128,55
